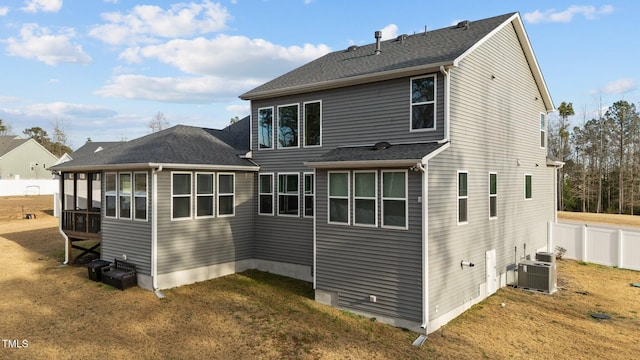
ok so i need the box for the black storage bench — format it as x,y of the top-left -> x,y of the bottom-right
87,259 -> 111,282
101,259 -> 137,290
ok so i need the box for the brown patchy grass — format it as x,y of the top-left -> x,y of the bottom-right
559,210 -> 640,228
1,196 -> 639,359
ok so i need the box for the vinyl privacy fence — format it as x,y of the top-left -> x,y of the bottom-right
0,179 -> 58,196
550,221 -> 640,271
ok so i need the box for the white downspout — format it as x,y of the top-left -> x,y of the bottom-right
438,65 -> 451,144
416,162 -> 428,332
152,165 -> 162,290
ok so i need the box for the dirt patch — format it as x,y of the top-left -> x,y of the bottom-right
1,196 -> 639,359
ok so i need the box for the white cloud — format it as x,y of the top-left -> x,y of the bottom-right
0,7 -> 9,16
128,34 -> 330,79
524,5 -> 614,24
95,74 -> 262,103
225,103 -> 250,115
602,78 -> 636,95
89,1 -> 231,45
21,0 -> 62,13
379,24 -> 399,40
23,102 -> 118,118
4,23 -> 92,65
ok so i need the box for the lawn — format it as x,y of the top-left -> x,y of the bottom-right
1,196 -> 639,359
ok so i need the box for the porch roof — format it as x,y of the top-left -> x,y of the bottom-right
304,142 -> 447,169
50,119 -> 257,172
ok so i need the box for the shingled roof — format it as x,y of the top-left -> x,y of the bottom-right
51,117 -> 256,172
240,12 -> 552,111
0,136 -> 28,157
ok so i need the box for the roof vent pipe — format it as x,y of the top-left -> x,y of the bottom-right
374,31 -> 382,54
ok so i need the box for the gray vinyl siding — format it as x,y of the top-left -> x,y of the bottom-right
0,140 -> 58,180
250,71 -> 445,270
426,23 -> 555,321
155,170 -> 254,275
250,74 -> 445,155
101,170 -> 152,275
315,169 -> 423,322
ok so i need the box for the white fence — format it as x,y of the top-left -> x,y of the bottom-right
550,221 -> 640,271
0,179 -> 58,196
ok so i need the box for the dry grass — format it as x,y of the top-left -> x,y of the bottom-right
1,196 -> 639,359
559,210 -> 640,228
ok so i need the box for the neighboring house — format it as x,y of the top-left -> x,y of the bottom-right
0,135 -> 58,180
239,12 -> 558,333
52,12 -> 559,334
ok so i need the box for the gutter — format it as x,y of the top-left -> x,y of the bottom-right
51,162 -> 260,173
438,65 -> 452,144
417,141 -> 450,332
151,165 -> 162,291
56,179 -> 70,264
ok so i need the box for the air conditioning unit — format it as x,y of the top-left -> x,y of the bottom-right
518,260 -> 557,294
536,252 -> 556,263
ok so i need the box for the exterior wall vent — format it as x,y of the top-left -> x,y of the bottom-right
456,20 -> 470,30
517,260 -> 557,294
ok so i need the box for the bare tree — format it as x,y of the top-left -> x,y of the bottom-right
149,112 -> 170,133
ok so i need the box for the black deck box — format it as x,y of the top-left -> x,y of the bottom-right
87,259 -> 111,282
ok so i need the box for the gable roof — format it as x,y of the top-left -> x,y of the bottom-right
0,136 -> 28,157
240,12 -> 553,111
50,119 -> 257,172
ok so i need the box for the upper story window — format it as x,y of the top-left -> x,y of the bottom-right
278,173 -> 299,216
278,104 -> 299,148
540,113 -> 546,148
258,107 -> 273,149
259,173 -> 274,215
304,101 -> 321,147
218,173 -> 235,216
172,172 -> 192,220
196,173 -> 214,218
410,75 -> 436,131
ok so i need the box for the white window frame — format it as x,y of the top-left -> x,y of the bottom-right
171,171 -> 192,220
540,113 -> 546,149
353,170 -> 378,227
409,74 -> 437,132
277,172 -> 300,217
489,172 -> 497,220
303,100 -> 322,147
277,103 -> 300,149
118,172 -> 132,220
258,106 -> 274,150
105,172 -> 117,218
381,169 -> 408,230
258,173 -> 274,216
133,172 -> 148,222
217,173 -> 235,217
328,171 -> 350,225
195,172 -> 215,219
304,172 -> 315,218
525,174 -> 533,200
457,170 -> 468,225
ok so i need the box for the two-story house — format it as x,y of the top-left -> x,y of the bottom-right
51,12 -> 558,334
239,11 -> 557,332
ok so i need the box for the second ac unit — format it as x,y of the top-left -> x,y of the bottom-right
518,260 -> 557,294
535,252 -> 556,263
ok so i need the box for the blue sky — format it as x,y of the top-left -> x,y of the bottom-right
0,1 -> 638,149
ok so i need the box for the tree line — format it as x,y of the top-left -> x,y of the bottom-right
0,119 -> 72,157
548,100 -> 640,215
